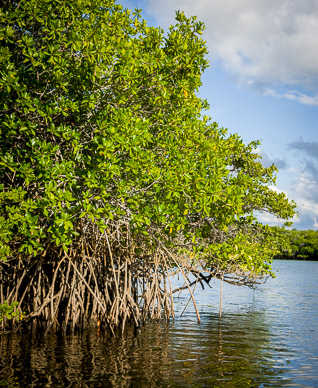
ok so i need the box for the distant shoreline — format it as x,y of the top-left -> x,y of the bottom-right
273,257 -> 318,261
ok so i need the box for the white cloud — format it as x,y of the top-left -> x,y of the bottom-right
291,170 -> 318,204
297,198 -> 318,217
286,172 -> 318,229
255,179 -> 318,230
144,0 -> 318,101
266,89 -> 318,106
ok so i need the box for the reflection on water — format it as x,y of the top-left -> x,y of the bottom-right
1,260 -> 318,387
0,314 -> 290,387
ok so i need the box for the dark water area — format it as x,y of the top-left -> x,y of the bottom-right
1,260 -> 318,387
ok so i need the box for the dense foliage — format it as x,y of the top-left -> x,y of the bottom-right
0,0 -> 296,331
275,229 -> 318,260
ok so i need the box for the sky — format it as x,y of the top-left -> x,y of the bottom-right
120,0 -> 318,230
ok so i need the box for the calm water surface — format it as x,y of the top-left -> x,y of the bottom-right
1,260 -> 318,387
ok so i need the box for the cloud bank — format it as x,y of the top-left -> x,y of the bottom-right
288,139 -> 318,228
144,0 -> 318,104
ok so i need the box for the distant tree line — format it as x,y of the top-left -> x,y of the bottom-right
275,229 -> 318,260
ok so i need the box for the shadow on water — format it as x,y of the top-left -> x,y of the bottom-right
0,311 -> 293,388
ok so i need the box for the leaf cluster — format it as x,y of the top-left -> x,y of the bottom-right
0,300 -> 24,322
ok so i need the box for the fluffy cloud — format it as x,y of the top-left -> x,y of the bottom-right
287,140 -> 318,228
144,0 -> 318,102
257,178 -> 318,230
291,168 -> 318,203
288,140 -> 318,202
251,142 -> 318,229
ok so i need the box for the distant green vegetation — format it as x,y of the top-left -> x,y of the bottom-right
275,229 -> 318,260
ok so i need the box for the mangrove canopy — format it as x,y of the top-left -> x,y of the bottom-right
0,0 -> 296,332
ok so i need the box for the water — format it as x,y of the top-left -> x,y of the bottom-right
1,260 -> 318,387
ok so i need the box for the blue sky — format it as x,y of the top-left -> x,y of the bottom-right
120,0 -> 318,230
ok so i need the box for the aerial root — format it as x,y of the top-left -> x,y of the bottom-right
1,232 -> 265,333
